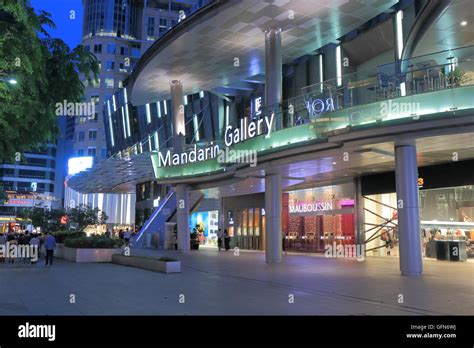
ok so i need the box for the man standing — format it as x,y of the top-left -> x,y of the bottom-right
123,228 -> 131,246
44,232 -> 56,266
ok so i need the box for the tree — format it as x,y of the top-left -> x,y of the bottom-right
68,204 -> 108,232
0,186 -> 8,204
0,1 -> 99,161
16,207 -> 67,232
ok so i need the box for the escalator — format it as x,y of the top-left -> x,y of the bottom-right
132,190 -> 176,248
132,189 -> 204,249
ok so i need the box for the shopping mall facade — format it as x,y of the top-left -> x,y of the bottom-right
68,0 -> 474,276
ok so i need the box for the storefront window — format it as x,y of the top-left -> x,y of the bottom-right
364,185 -> 474,259
254,208 -> 261,236
248,208 -> 254,237
189,210 -> 219,246
236,210 -> 241,236
242,210 -> 247,236
286,183 -> 355,253
231,207 -> 264,250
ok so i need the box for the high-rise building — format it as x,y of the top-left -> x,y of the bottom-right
64,0 -> 200,229
0,144 -> 61,232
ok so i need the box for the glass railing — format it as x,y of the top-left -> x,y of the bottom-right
259,45 -> 474,132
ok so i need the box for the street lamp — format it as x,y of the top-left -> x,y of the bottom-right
0,75 -> 18,86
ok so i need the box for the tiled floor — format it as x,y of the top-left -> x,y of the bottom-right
0,249 -> 472,315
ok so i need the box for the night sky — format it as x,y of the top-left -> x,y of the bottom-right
30,0 -> 83,49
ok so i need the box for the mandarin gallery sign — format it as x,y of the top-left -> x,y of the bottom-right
157,113 -> 275,167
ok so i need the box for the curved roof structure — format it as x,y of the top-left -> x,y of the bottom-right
128,0 -> 398,105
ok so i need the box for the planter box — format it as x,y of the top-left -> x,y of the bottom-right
64,246 -> 121,263
112,254 -> 181,273
54,243 -> 65,259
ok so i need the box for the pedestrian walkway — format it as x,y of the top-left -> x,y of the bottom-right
0,249 -> 472,315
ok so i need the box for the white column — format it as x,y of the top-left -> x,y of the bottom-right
264,27 -> 282,130
265,174 -> 282,262
170,80 -> 185,152
395,140 -> 423,276
353,177 -> 365,258
175,184 -> 190,251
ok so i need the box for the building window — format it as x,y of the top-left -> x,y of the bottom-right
119,63 -> 127,73
87,148 -> 96,157
78,131 -> 85,141
94,44 -> 102,53
105,78 -> 114,88
159,18 -> 167,35
90,112 -> 98,122
77,149 -> 84,157
131,46 -> 140,58
147,17 -> 155,37
91,95 -> 100,104
105,61 -> 115,71
118,80 -> 123,88
86,78 -> 101,88
84,45 -> 90,52
101,148 -> 107,159
107,44 -> 116,54
89,130 -> 97,140
120,46 -> 128,55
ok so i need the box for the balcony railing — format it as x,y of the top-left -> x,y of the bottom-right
269,45 -> 474,131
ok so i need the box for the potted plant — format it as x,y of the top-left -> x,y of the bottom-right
447,67 -> 465,87
190,231 -> 199,250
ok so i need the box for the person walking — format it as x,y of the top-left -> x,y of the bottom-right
29,233 -> 40,265
44,232 -> 56,266
224,229 -> 230,251
6,233 -> 17,264
0,233 -> 6,263
217,229 -> 223,251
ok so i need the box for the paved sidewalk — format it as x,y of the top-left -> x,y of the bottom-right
0,249 -> 472,315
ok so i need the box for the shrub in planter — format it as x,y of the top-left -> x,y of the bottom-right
51,231 -> 86,243
64,236 -> 124,249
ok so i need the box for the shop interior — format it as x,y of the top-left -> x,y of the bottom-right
364,185 -> 474,261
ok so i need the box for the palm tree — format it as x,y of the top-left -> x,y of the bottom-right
71,45 -> 100,88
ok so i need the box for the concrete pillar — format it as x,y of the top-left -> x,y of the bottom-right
264,27 -> 282,130
170,80 -> 185,152
175,183 -> 190,251
395,140 -> 423,276
218,197 -> 225,233
353,177 -> 365,258
265,174 -> 282,262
